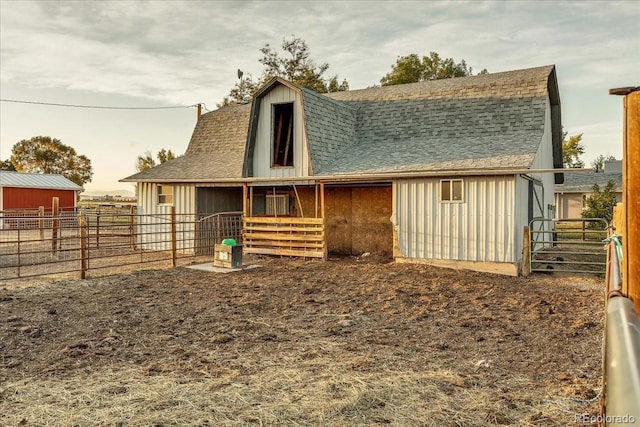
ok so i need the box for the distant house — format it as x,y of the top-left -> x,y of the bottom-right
122,65 -> 563,276
554,160 -> 622,219
0,171 -> 82,211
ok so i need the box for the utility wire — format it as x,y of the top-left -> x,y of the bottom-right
0,98 -> 198,110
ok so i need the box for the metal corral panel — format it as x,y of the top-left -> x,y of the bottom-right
136,183 -> 196,252
252,85 -> 310,178
394,176 -> 516,262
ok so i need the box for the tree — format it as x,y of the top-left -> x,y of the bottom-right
136,149 -> 176,172
380,52 -> 487,86
562,132 -> 585,168
0,159 -> 16,171
582,179 -> 617,226
9,136 -> 93,186
591,154 -> 617,172
221,36 -> 349,105
156,148 -> 176,164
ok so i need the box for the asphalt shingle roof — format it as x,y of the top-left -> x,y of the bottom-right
311,96 -> 547,175
308,65 -> 554,175
122,103 -> 250,182
122,65 -> 557,182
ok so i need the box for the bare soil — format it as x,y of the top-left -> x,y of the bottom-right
0,255 -> 604,426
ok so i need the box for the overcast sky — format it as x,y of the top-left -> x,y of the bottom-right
1,0 -> 638,195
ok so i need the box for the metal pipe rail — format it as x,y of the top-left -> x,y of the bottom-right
604,235 -> 640,426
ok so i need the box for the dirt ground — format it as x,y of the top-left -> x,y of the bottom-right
0,255 -> 604,426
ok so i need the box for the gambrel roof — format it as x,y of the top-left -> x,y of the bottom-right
122,65 -> 562,183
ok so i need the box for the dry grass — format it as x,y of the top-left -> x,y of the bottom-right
2,363 -> 591,426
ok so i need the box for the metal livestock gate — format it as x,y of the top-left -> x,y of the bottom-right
195,211 -> 243,255
529,217 -> 608,274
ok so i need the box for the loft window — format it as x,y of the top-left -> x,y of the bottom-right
266,194 -> 290,216
272,103 -> 294,167
158,185 -> 174,205
440,179 -> 463,202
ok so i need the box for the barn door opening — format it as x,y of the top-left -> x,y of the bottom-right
195,187 -> 243,254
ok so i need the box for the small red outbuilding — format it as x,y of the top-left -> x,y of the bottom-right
0,171 -> 82,211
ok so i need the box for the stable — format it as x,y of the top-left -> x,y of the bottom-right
0,171 -> 82,211
122,65 -> 564,276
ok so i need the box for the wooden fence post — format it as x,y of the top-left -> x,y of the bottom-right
623,90 -> 640,312
79,212 -> 87,279
170,206 -> 177,267
51,197 -> 59,254
38,206 -> 44,241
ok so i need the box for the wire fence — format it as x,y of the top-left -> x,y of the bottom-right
0,209 -> 243,282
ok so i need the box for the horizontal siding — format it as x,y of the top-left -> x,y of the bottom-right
394,176 -> 516,263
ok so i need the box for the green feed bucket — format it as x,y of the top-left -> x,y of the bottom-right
221,238 -> 236,246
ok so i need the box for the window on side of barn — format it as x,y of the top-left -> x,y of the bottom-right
157,185 -> 174,205
266,194 -> 290,216
440,179 -> 464,202
272,102 -> 294,167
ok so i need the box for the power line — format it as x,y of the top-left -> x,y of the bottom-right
0,98 -> 198,110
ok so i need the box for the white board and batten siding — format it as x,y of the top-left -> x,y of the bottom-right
136,182 -> 196,252
393,176 -> 517,273
252,85 -> 311,178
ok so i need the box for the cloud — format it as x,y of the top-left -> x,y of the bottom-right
2,0 -> 638,107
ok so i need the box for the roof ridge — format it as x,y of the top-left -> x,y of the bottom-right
325,65 -> 554,102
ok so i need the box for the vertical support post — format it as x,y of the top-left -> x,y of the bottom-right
79,212 -> 87,279
51,197 -> 59,254
170,206 -> 177,268
522,226 -> 531,277
624,90 -> 640,313
315,183 -> 319,218
242,183 -> 248,251
129,205 -> 136,250
272,186 -> 277,218
38,206 -> 44,241
581,220 -> 586,241
249,186 -> 254,217
320,182 -> 327,261
242,184 -> 248,216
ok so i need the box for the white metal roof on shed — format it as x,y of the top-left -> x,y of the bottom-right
0,171 -> 83,191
